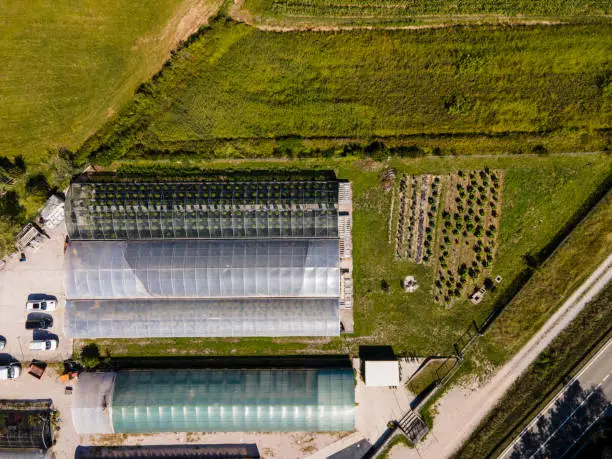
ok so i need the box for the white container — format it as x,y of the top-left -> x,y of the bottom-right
29,339 -> 58,351
26,299 -> 57,312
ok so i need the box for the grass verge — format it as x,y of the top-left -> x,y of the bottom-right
407,358 -> 457,395
481,190 -> 612,364
377,434 -> 414,459
453,283 -> 612,459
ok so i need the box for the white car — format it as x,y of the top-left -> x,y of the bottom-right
0,363 -> 21,380
29,339 -> 58,351
26,299 -> 57,312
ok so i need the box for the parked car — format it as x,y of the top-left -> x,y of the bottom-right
29,339 -> 58,351
0,363 -> 21,380
0,337 -> 5,350
26,299 -> 57,312
25,317 -> 53,330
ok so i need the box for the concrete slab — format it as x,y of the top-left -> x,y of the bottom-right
0,222 -> 72,364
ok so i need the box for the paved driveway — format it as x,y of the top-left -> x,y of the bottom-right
0,223 -> 72,364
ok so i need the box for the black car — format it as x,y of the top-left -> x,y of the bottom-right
25,317 -> 53,330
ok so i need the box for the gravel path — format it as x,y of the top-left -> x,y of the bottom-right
393,253 -> 612,459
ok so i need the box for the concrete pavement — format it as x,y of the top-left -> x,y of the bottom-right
0,222 -> 72,364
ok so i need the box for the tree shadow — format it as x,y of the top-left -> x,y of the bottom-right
509,381 -> 610,459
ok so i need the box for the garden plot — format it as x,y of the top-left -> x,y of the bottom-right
394,174 -> 441,264
434,169 -> 502,306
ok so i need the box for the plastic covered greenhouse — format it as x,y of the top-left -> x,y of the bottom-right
65,239 -> 340,299
73,369 -> 355,434
65,298 -> 340,338
66,181 -> 339,240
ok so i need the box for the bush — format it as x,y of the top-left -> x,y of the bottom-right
0,191 -> 25,221
25,174 -> 51,198
80,343 -> 101,369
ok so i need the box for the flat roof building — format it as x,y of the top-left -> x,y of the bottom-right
365,361 -> 400,387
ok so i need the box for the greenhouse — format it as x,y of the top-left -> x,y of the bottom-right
66,181 -> 340,240
65,298 -> 340,338
65,239 -> 340,299
72,369 -> 355,434
64,178 -> 350,339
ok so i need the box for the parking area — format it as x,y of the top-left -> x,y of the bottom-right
0,222 -> 72,364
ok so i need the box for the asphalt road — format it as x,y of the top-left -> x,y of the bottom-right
499,339 -> 612,459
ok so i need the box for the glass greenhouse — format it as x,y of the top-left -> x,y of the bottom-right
73,369 -> 355,434
65,298 -> 340,338
65,239 -> 340,299
66,181 -> 339,240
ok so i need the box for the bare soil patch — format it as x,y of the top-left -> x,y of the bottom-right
135,0 -> 224,55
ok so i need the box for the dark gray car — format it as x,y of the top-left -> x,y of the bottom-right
25,317 -> 53,330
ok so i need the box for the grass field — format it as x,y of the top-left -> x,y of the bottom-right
77,153 -> 612,358
242,0 -> 611,25
481,190 -> 612,364
0,0 -> 223,257
80,19 -> 612,163
0,0 -> 221,165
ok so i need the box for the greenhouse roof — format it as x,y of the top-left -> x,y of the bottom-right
65,239 -> 340,300
66,181 -> 339,240
73,369 -> 355,434
65,298 -> 340,338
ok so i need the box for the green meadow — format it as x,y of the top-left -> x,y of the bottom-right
80,20 -> 611,163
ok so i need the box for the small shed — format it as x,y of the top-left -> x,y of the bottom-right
365,360 -> 400,387
470,287 -> 486,305
39,194 -> 65,228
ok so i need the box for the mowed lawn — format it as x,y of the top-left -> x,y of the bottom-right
346,154 -> 611,355
0,0 -> 220,164
84,20 -> 612,161
79,153 -> 612,358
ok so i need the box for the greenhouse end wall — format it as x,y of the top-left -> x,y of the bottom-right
73,369 -> 355,434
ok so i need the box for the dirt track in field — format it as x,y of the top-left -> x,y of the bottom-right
228,0 -> 565,32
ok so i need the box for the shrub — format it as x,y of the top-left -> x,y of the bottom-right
0,191 -> 25,221
80,343 -> 101,369
25,174 -> 51,198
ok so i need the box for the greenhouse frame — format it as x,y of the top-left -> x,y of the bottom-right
64,178 -> 351,339
73,369 -> 355,434
65,239 -> 340,299
66,181 -> 339,240
65,298 -> 340,338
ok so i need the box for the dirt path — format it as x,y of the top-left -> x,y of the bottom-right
392,253 -> 612,459
228,0 -> 565,32
134,0 -> 224,54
